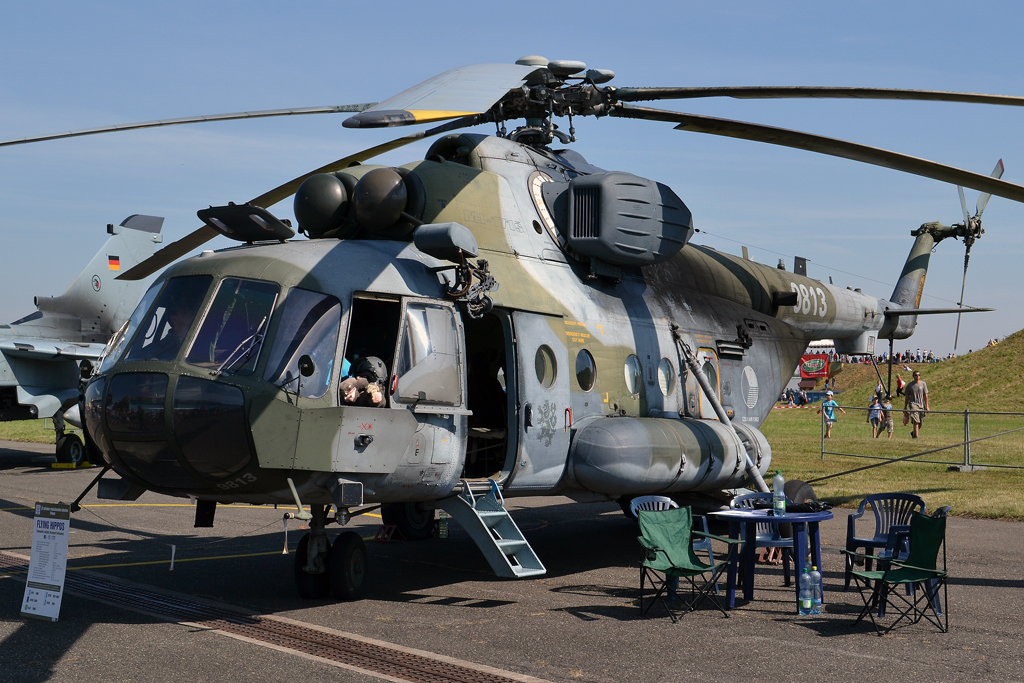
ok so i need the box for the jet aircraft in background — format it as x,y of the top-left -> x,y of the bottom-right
0,215 -> 163,462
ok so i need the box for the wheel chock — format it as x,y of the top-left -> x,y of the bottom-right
375,525 -> 407,544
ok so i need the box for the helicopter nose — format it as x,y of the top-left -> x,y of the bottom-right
83,372 -> 253,488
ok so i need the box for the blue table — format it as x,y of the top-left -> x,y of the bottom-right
710,508 -> 833,612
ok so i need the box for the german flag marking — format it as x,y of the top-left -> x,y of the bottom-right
108,255 -> 120,271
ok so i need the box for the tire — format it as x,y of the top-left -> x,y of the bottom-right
329,531 -> 367,600
56,434 -> 85,465
784,480 -> 818,504
294,533 -> 331,599
380,502 -> 435,540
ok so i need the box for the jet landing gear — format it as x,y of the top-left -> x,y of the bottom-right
53,411 -> 86,465
294,504 -> 368,601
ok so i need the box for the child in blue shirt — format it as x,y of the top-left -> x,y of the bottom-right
817,390 -> 847,438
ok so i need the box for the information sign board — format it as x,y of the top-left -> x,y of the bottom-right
20,502 -> 71,622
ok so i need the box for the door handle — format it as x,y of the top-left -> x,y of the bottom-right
523,403 -> 533,427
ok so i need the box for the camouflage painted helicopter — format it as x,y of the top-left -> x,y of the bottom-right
11,57 -> 1024,600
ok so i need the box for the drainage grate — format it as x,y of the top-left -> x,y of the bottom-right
2,553 -> 543,683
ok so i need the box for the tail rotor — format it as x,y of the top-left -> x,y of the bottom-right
954,158 -> 1004,350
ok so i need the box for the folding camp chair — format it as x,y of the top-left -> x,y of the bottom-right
630,495 -> 718,593
637,506 -> 739,622
843,510 -> 949,635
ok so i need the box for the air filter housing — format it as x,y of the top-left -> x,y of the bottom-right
563,172 -> 693,267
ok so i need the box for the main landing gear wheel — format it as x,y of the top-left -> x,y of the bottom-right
55,434 -> 85,465
784,480 -> 818,504
617,496 -> 638,521
294,533 -> 331,599
380,502 -> 435,540
329,531 -> 367,600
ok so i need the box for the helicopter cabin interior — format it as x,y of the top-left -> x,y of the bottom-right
341,294 -> 516,483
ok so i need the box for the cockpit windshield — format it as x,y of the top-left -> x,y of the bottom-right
263,288 -> 342,398
98,281 -> 163,374
124,275 -> 212,363
185,278 -> 279,373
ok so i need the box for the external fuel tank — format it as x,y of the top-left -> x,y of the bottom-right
568,417 -> 771,495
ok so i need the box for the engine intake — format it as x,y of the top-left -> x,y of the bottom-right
543,172 -> 693,270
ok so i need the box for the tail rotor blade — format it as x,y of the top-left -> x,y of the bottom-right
976,158 -> 1005,218
954,266 -> 969,351
958,185 -> 971,224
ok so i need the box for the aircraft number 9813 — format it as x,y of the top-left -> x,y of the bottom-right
790,282 -> 828,317
217,473 -> 257,490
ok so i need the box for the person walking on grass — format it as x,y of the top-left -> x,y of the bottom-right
903,370 -> 929,439
867,395 -> 883,438
882,395 -> 894,439
818,390 -> 846,438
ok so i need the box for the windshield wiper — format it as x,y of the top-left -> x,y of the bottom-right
212,316 -> 268,376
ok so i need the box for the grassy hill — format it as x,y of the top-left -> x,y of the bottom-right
825,331 -> 1024,412
763,331 -> 1024,520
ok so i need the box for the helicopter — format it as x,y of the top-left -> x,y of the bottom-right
12,57 -> 1024,600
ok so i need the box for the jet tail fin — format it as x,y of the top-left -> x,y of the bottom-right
30,215 -> 164,340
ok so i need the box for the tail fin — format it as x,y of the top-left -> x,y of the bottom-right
30,215 -> 164,341
887,222 -> 958,338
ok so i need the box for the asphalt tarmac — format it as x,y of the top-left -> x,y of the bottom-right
1,441 -> 1022,682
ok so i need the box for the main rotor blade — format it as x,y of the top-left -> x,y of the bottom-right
0,105 -> 377,148
614,86 -> 1024,107
116,114 -> 486,281
976,158 -> 1005,218
344,63 -> 542,128
612,105 -> 1024,204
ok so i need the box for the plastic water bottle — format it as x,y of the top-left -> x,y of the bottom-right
772,470 -> 786,516
798,568 -> 814,615
438,510 -> 449,539
809,565 -> 823,614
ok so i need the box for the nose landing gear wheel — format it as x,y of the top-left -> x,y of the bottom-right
294,533 -> 331,599
329,531 -> 367,600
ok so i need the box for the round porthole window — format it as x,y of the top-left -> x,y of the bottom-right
658,358 -> 675,396
575,348 -> 596,391
624,354 -> 642,395
535,345 -> 557,388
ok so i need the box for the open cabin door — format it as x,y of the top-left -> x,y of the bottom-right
696,347 -> 721,420
505,311 -> 570,491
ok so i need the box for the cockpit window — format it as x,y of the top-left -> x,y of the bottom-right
263,288 -> 342,398
395,302 -> 461,405
125,276 -> 212,363
99,281 -> 164,373
185,278 -> 279,374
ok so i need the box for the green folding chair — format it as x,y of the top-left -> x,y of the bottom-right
843,510 -> 948,635
637,506 -> 739,622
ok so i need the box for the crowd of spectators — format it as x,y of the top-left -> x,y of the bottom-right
820,342 -> 1004,366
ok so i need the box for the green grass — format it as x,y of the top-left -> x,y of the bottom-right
764,331 -> 1024,520
0,419 -> 59,444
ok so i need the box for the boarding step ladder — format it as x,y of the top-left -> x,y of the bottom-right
439,480 -> 546,579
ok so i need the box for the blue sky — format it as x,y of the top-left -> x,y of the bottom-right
2,1 -> 1024,354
